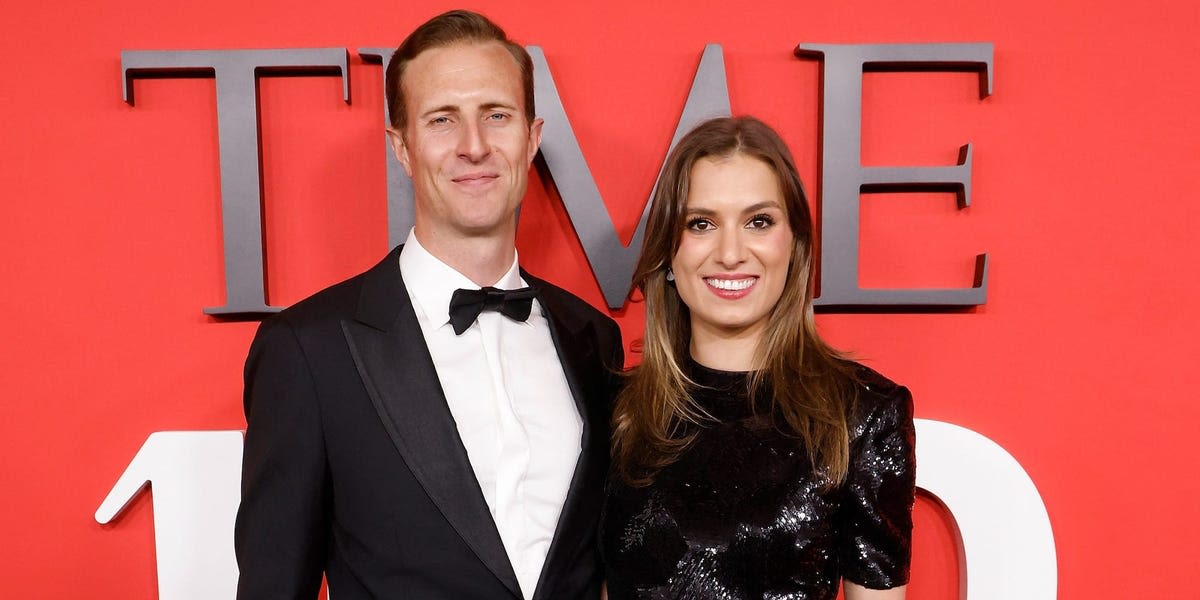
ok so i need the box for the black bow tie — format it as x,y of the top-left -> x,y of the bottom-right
448,286 -> 538,335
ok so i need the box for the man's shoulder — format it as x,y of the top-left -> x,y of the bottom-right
265,248 -> 400,331
525,272 -> 625,381
525,273 -> 615,327
273,273 -> 362,324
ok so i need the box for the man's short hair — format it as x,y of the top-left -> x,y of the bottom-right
385,9 -> 536,131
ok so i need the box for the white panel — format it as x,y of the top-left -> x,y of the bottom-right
96,431 -> 244,600
916,419 -> 1057,599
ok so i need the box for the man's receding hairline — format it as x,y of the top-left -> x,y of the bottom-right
401,39 -> 524,78
397,40 -> 532,129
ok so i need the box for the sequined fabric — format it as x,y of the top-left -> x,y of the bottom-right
601,360 -> 916,600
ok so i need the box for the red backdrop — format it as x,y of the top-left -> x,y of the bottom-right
3,0 -> 1198,598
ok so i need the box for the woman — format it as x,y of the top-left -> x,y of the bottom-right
601,116 -> 916,600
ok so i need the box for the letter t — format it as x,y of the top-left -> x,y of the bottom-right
122,49 -> 349,316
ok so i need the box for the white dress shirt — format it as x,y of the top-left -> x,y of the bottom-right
398,230 -> 582,599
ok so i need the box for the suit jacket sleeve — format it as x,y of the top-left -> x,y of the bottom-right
235,316 -> 329,599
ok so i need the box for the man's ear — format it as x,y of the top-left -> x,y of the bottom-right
526,117 -> 544,164
386,127 -> 413,176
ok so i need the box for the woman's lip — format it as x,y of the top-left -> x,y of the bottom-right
704,276 -> 757,299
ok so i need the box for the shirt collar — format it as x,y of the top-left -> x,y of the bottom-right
398,228 -> 526,328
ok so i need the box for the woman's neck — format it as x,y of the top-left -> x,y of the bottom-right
688,321 -> 764,372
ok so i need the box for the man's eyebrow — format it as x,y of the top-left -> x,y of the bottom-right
418,105 -> 459,120
480,101 -> 519,112
418,102 -> 519,121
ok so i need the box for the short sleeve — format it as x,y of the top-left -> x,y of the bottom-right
837,383 -> 916,589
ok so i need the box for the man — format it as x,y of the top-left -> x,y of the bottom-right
234,10 -> 623,600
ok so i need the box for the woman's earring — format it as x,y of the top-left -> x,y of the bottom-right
666,268 -> 675,282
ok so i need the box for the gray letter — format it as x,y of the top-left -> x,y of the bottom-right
358,48 -> 415,250
533,45 -> 731,308
796,43 -> 992,306
361,45 -> 731,307
122,49 -> 350,316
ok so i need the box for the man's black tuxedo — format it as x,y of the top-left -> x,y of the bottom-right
234,246 -> 624,599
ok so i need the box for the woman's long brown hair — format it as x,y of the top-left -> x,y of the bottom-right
612,116 -> 859,487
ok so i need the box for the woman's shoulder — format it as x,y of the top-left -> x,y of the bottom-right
839,361 -> 914,433
846,362 -> 907,399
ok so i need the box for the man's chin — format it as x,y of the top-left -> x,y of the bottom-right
451,214 -> 520,238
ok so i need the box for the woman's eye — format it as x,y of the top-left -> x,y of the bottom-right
686,218 -> 714,232
747,214 -> 775,229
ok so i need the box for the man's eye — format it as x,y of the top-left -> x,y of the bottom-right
429,116 -> 451,125
487,112 -> 509,121
686,218 -> 714,232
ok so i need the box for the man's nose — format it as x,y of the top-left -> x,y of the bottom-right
457,119 -> 490,162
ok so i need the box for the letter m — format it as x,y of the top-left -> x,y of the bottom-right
531,45 -> 731,309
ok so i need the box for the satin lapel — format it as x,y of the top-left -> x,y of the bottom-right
529,279 -> 607,600
341,248 -> 521,598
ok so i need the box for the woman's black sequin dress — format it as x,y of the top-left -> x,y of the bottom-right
601,360 -> 916,600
